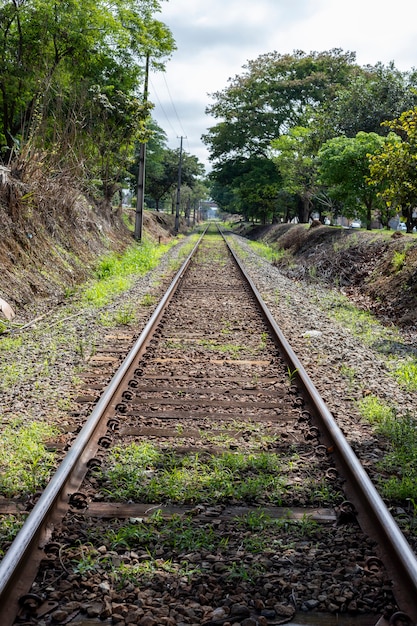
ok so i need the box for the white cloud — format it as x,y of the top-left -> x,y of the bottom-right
151,0 -> 417,170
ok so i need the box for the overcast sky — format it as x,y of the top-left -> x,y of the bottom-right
149,0 -> 417,170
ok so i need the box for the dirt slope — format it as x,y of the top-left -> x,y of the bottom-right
234,222 -> 417,327
0,166 -> 186,316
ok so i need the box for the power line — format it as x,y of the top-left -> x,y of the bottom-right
149,76 -> 178,138
162,73 -> 188,139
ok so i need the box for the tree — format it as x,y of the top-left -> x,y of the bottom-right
271,126 -> 319,223
317,132 -> 386,228
0,0 -> 175,209
143,143 -> 205,212
203,49 -> 359,166
208,156 -> 282,222
368,108 -> 417,232
204,49 -> 359,224
320,63 -> 417,138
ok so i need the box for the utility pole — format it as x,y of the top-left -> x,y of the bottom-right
134,54 -> 150,242
174,136 -> 185,233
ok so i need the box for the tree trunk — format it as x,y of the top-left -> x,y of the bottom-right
297,196 -> 311,223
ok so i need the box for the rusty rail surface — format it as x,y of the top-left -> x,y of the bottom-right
222,228 -> 417,621
0,230 -> 206,624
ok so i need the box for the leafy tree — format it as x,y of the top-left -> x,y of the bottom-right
320,63 -> 417,138
317,132 -> 386,228
368,108 -> 417,231
209,156 -> 282,222
203,49 -> 359,166
143,143 -> 205,212
204,49 -> 360,223
271,126 -> 319,223
0,0 -> 175,209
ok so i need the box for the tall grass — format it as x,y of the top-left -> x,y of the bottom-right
82,238 -> 171,306
0,420 -> 57,496
358,395 -> 417,501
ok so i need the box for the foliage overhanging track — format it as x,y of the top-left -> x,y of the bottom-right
0,225 -> 417,624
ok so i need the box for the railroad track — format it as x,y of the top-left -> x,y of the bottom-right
0,225 -> 416,625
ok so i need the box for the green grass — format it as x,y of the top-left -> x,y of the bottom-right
109,513 -> 221,553
140,293 -> 157,307
392,250 -> 406,272
324,292 -> 390,344
82,238 -> 171,306
247,240 -> 285,263
392,359 -> 417,391
357,395 -> 395,425
0,420 -> 58,496
96,441 -> 340,507
98,442 -> 287,505
0,336 -> 22,351
98,305 -> 136,327
197,339 -> 244,358
0,516 -> 25,557
358,395 -> 417,502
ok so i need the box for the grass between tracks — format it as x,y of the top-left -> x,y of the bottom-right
95,441 -> 340,507
66,509 -> 322,585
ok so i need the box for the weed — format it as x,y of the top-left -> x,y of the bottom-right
0,335 -> 23,353
392,359 -> 417,391
287,366 -> 298,384
141,293 -> 156,307
258,332 -> 269,351
82,239 -> 172,307
340,364 -> 357,387
198,339 -> 243,358
73,550 -> 100,575
358,395 -> 394,425
98,306 -> 136,327
248,240 -> 283,264
392,250 -> 406,272
64,286 -> 77,298
225,560 -> 265,582
235,509 -> 271,531
0,420 -> 58,496
82,275 -> 131,306
0,516 -> 25,556
358,396 -> 417,502
100,443 -> 286,505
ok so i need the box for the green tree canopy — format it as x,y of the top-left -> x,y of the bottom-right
368,108 -> 417,231
143,140 -> 205,212
203,49 -> 359,166
0,0 -> 175,209
317,132 -> 386,228
314,63 -> 417,140
271,126 -> 319,223
209,156 -> 282,222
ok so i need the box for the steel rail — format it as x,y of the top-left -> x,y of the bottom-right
222,228 -> 417,620
0,228 -> 207,625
